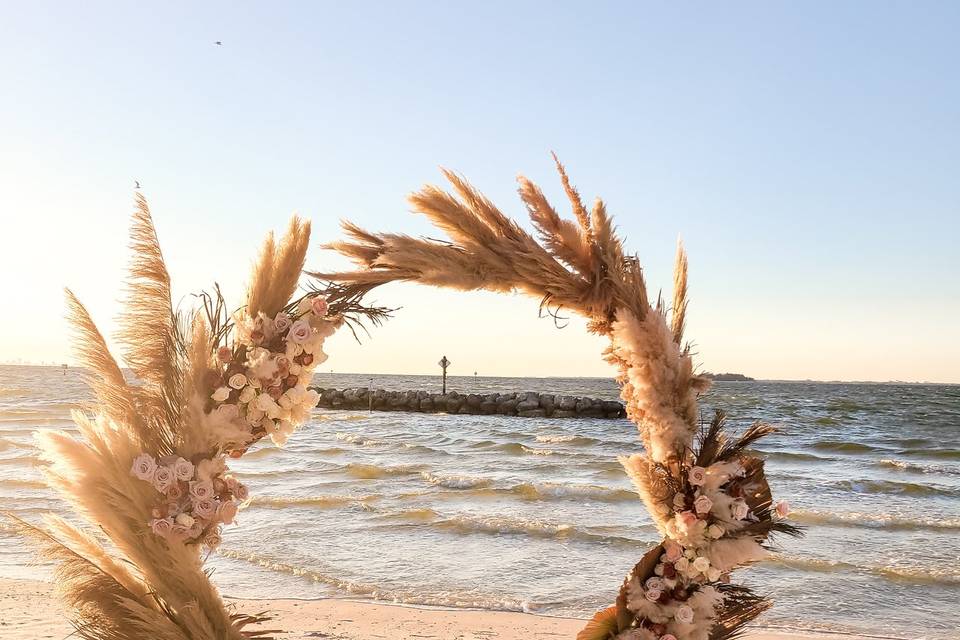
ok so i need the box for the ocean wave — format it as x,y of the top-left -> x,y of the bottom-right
419,471 -> 493,489
790,509 -> 960,532
810,440 -> 877,453
877,458 -> 959,476
757,450 -> 832,463
899,447 -> 960,460
249,494 -> 378,509
772,555 -> 960,586
217,548 -> 537,612
343,462 -> 424,479
336,432 -> 388,447
425,513 -> 646,545
834,479 -> 955,497
507,482 -> 637,503
0,478 -> 47,489
535,434 -> 599,446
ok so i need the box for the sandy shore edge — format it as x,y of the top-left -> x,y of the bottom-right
0,577 -> 865,640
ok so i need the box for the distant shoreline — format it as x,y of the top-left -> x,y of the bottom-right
0,363 -> 956,385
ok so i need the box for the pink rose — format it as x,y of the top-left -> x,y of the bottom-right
310,297 -> 329,317
152,466 -> 175,493
234,482 -> 249,501
204,528 -> 223,549
677,510 -> 699,530
193,498 -> 217,520
775,500 -> 790,517
150,517 -> 173,538
287,319 -> 312,344
664,539 -> 683,562
167,482 -> 185,501
274,312 -> 292,333
218,500 -> 238,524
688,466 -> 706,486
217,346 -> 233,364
189,480 -> 214,501
172,458 -> 194,482
644,588 -> 662,602
694,494 -> 713,515
130,453 -> 157,481
645,577 -> 664,591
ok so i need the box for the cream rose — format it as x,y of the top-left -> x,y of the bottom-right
708,523 -> 725,539
228,373 -> 247,390
707,567 -> 722,582
674,557 -> 690,572
644,588 -> 661,602
692,556 -> 710,573
238,385 -> 257,403
694,494 -> 713,515
174,513 -> 195,528
675,604 -> 694,624
688,466 -> 706,486
211,386 -> 230,402
130,453 -> 157,481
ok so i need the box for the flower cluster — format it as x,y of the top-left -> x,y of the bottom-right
618,451 -> 792,640
209,295 -> 335,452
130,452 -> 248,549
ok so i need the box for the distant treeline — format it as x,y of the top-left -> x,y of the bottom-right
702,372 -> 755,381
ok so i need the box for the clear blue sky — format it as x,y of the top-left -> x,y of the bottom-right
1,1 -> 958,382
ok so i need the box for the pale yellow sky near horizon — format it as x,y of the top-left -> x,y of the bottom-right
1,199 -> 956,384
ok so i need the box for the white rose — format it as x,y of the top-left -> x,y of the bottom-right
675,604 -> 694,624
287,319 -> 312,344
688,466 -> 706,486
674,557 -> 689,572
692,556 -> 710,573
130,453 -> 157,481
211,386 -> 230,402
175,513 -> 195,528
238,385 -> 257,403
228,373 -> 247,390
653,563 -> 664,576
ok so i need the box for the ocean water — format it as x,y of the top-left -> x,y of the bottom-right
0,365 -> 958,639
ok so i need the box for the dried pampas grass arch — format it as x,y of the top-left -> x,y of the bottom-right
8,194 -> 387,640
317,156 -> 802,640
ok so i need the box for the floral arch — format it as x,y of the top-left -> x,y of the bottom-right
317,157 -> 801,640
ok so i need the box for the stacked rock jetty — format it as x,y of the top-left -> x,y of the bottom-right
311,387 -> 626,419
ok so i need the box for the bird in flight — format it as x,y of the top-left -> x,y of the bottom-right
135,180 -> 141,189
214,41 -> 222,46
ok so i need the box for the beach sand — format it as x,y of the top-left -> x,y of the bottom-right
0,578 -> 860,640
